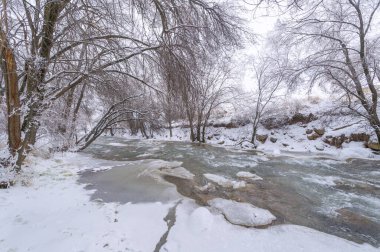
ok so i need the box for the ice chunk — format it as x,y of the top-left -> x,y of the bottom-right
204,174 -> 246,189
159,167 -> 195,180
233,181 -> 246,189
208,198 -> 276,227
236,171 -> 263,181
107,142 -> 128,147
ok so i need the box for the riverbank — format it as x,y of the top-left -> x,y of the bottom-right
125,117 -> 380,161
1,138 -> 379,251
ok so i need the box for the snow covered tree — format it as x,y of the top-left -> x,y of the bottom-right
0,0 -> 242,171
250,55 -> 285,146
275,0 -> 380,143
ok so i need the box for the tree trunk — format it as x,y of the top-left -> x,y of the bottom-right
169,121 -> 173,137
251,123 -> 258,146
369,115 -> 380,144
59,87 -> 75,134
189,121 -> 195,142
196,124 -> 201,142
0,31 -> 21,158
201,122 -> 207,143
69,83 -> 86,142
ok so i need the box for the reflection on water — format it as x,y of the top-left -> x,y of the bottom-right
80,137 -> 380,247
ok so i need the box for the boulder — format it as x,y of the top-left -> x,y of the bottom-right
282,143 -> 289,147
313,128 -> 325,136
306,129 -> 313,134
0,180 -> 14,189
368,142 -> 380,151
323,134 -> 348,148
307,133 -> 320,140
289,113 -> 317,125
225,121 -> 239,129
350,133 -> 370,142
261,116 -> 289,130
256,134 -> 268,144
269,137 -> 277,143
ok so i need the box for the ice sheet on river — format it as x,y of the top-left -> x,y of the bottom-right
139,160 -> 195,181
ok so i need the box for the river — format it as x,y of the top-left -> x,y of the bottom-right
78,137 -> 380,247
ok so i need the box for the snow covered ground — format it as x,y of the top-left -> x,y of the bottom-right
125,123 -> 379,161
125,98 -> 380,161
1,151 -> 379,252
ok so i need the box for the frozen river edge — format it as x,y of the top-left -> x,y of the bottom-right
1,142 -> 379,252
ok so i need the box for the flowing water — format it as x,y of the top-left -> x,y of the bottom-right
78,137 -> 380,247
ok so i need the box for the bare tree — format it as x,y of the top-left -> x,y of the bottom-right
276,0 -> 380,142
250,56 -> 285,146
193,56 -> 235,143
0,0 -> 242,171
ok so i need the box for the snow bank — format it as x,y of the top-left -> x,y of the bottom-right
0,153 -> 173,252
122,96 -> 380,161
208,198 -> 276,227
162,200 -> 377,252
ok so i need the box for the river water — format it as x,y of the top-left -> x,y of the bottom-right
78,137 -> 380,247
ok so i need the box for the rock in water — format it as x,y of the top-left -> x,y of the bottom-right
159,167 -> 195,180
236,171 -> 263,181
208,198 -> 276,227
204,173 -> 246,189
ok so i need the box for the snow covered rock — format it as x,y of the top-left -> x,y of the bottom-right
195,182 -> 216,192
314,144 -> 325,151
159,167 -> 195,180
139,160 -> 194,181
313,128 -> 325,136
204,174 -> 246,189
208,198 -> 276,227
270,137 -> 277,143
232,181 -> 246,189
236,171 -> 263,181
307,133 -> 320,140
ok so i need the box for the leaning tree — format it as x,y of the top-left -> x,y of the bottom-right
0,0 -> 241,171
